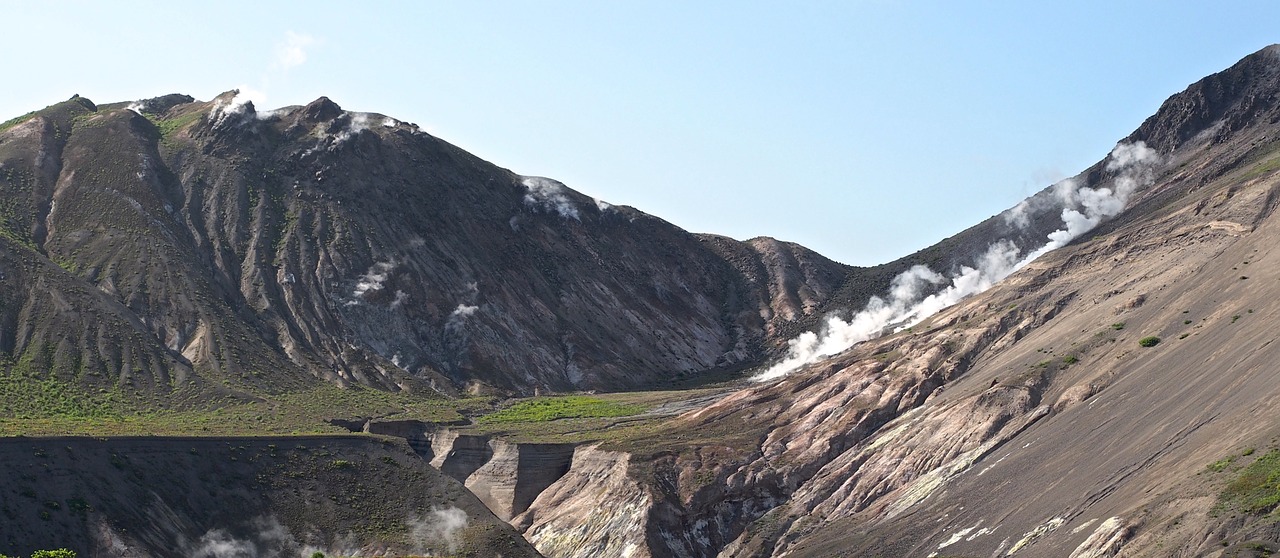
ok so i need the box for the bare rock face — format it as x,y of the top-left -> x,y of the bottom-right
513,445 -> 652,558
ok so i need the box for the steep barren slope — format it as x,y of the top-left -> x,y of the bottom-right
0,436 -> 541,557
505,45 -> 1280,558
0,91 -> 853,403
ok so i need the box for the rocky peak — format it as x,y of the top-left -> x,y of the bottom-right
137,93 -> 196,115
303,96 -> 344,122
1130,44 -> 1280,152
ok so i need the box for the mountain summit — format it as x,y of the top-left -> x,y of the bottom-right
0,90 -> 858,404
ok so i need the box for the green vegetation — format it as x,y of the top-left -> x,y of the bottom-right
1209,456 -> 1237,473
152,110 -> 203,138
1111,322 -> 1125,331
0,111 -> 39,135
477,395 -> 645,424
0,380 -> 487,437
0,550 -> 76,558
0,369 -> 120,420
1061,355 -> 1079,365
1138,336 -> 1161,347
1220,449 -> 1280,514
1242,153 -> 1280,180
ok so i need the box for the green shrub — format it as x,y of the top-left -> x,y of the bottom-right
1208,456 -> 1236,472
1138,336 -> 1161,347
327,459 -> 355,470
1111,322 -> 1125,330
31,550 -> 76,558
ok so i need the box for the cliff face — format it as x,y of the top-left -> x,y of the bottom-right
0,92 -> 853,400
501,45 -> 1280,557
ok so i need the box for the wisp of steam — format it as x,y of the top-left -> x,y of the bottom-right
520,176 -> 581,220
753,141 -> 1159,381
410,506 -> 469,554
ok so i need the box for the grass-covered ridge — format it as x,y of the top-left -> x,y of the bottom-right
476,395 -> 645,424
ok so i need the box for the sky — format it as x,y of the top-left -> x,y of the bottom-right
4,1 -> 1279,266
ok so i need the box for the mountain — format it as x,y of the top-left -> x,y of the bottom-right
9,42 -> 1280,558
0,91 -> 857,404
475,45 -> 1280,557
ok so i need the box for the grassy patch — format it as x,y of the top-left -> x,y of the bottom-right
0,111 -> 39,135
477,395 -> 645,424
1208,456 -> 1237,473
0,372 -> 121,420
1220,449 -> 1280,514
0,380 -> 487,437
1242,154 -> 1280,180
1138,336 -> 1161,347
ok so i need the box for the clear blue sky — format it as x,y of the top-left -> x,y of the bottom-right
5,1 -> 1278,266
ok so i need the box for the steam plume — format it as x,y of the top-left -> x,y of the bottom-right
755,142 -> 1160,382
520,176 -> 581,220
1014,141 -> 1158,266
410,506 -> 469,554
446,303 -> 480,333
332,113 -> 371,147
273,31 -> 315,71
348,260 -> 396,304
186,517 -> 295,558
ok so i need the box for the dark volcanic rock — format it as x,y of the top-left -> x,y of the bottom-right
0,436 -> 541,557
0,90 -> 857,401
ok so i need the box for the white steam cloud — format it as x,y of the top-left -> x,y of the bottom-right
755,142 -> 1160,382
445,303 -> 479,332
410,506 -> 469,555
209,87 -> 268,129
451,304 -> 479,318
348,260 -> 395,304
520,176 -> 581,220
273,31 -> 316,71
186,517 -> 295,558
1015,141 -> 1159,265
332,113 -> 371,147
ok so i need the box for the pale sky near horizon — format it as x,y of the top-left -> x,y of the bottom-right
4,1 -> 1279,266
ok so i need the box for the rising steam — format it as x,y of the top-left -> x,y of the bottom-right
347,260 -> 396,305
209,88 -> 269,129
332,113 -> 371,147
186,517 -> 295,558
410,506 -> 470,555
520,176 -> 581,220
754,142 -> 1159,382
